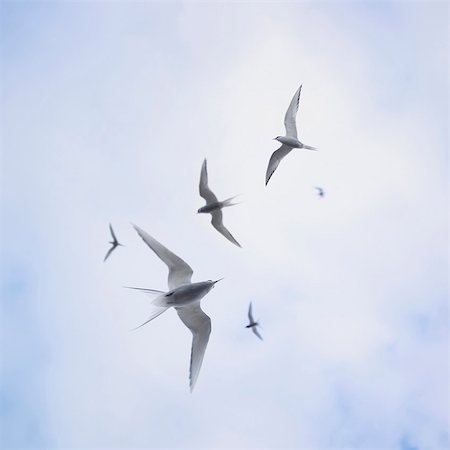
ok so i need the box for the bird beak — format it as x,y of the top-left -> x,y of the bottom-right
213,278 -> 224,284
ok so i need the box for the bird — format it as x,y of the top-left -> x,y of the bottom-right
129,223 -> 222,392
246,302 -> 263,341
104,223 -> 123,262
197,158 -> 241,248
314,186 -> 325,198
265,85 -> 317,185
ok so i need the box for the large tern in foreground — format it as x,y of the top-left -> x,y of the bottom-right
129,224 -> 221,392
266,85 -> 317,185
198,159 -> 241,248
246,302 -> 263,341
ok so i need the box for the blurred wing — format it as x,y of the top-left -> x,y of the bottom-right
199,159 -> 218,204
252,327 -> 263,341
103,245 -> 115,262
109,223 -> 118,243
133,224 -> 193,290
248,302 -> 254,322
265,145 -> 292,185
176,304 -> 212,392
211,210 -> 241,248
284,84 -> 302,138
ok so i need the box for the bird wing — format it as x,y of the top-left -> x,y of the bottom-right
210,210 -> 241,247
176,304 -> 212,392
252,326 -> 263,341
133,224 -> 193,290
109,223 -> 118,243
103,245 -> 116,262
284,85 -> 302,138
248,302 -> 254,323
199,159 -> 218,204
265,145 -> 293,185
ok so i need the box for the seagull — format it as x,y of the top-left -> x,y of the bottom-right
314,186 -> 325,198
265,85 -> 317,185
129,224 -> 221,392
198,158 -> 241,248
104,223 -> 123,262
246,302 -> 263,341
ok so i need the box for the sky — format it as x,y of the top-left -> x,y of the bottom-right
0,1 -> 448,449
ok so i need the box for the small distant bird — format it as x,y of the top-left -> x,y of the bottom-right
246,302 -> 263,341
198,158 -> 241,248
104,224 -> 123,262
129,224 -> 222,392
266,85 -> 317,185
314,186 -> 325,198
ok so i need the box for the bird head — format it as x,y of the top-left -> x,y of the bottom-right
208,278 -> 224,288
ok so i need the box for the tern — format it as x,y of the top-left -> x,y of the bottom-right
314,186 -> 325,198
198,158 -> 241,248
246,302 -> 263,341
266,85 -> 317,185
129,224 -> 221,392
104,224 -> 123,262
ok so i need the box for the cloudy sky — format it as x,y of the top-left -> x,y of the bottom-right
1,1 -> 448,449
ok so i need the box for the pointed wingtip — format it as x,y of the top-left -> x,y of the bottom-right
130,222 -> 141,234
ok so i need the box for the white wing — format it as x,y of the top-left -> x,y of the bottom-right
265,145 -> 293,185
199,159 -> 218,204
284,85 -> 302,138
103,244 -> 116,262
133,224 -> 193,290
176,304 -> 211,392
252,326 -> 263,341
211,210 -> 241,247
109,223 -> 118,243
248,302 -> 254,323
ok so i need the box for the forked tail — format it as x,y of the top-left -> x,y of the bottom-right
131,306 -> 169,330
124,286 -> 170,330
222,194 -> 242,208
303,144 -> 317,151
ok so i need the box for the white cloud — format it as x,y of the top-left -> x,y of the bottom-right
1,2 -> 447,449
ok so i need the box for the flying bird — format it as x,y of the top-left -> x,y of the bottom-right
314,186 -> 325,198
129,224 -> 221,392
246,302 -> 263,341
265,85 -> 317,185
104,224 -> 123,262
198,158 -> 241,248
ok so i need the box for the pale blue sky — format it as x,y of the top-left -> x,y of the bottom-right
1,1 -> 448,449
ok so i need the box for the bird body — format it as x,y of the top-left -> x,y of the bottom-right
275,135 -> 302,148
104,224 -> 123,261
197,195 -> 238,214
198,159 -> 241,247
246,302 -> 263,341
131,223 -> 220,391
266,85 -> 317,185
162,281 -> 216,307
314,186 -> 325,198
